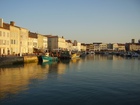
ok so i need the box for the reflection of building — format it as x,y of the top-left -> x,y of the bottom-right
0,63 -> 50,99
57,63 -> 67,74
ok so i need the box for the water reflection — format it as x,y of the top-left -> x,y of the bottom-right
0,63 -> 49,99
0,55 -> 140,101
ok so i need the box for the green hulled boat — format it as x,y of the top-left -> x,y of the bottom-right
39,53 -> 58,62
41,55 -> 58,62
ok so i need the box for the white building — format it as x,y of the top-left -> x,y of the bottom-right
99,43 -> 107,51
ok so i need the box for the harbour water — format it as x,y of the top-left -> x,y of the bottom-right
0,54 -> 140,105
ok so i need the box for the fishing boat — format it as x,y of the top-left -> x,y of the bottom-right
59,51 -> 71,59
71,52 -> 80,59
38,53 -> 58,62
59,51 -> 80,59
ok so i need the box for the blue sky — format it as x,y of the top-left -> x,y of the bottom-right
0,0 -> 140,43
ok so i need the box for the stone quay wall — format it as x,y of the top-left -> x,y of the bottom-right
0,55 -> 39,67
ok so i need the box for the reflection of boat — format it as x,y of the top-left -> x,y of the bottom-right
132,52 -> 140,57
71,53 -> 80,59
38,53 -> 58,62
80,52 -> 87,57
41,61 -> 58,65
59,51 -> 80,59
71,58 -> 80,63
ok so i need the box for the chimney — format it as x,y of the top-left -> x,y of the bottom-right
0,18 -> 3,27
131,39 -> 135,44
138,39 -> 140,44
10,21 -> 15,26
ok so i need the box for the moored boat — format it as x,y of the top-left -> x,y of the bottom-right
71,52 -> 80,59
59,51 -> 71,59
38,53 -> 58,62
59,51 -> 80,59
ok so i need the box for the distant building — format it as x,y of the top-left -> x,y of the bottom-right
72,40 -> 81,51
65,40 -> 73,51
29,32 -> 38,53
138,39 -> 140,43
86,43 -> 94,52
99,43 -> 107,51
131,39 -> 135,43
81,43 -> 86,51
38,34 -> 48,52
46,35 -> 66,51
107,43 -> 113,51
125,39 -> 140,51
19,27 -> 29,55
126,43 -> 140,51
73,40 -> 77,46
113,43 -> 125,51
93,42 -> 102,51
118,44 -> 125,51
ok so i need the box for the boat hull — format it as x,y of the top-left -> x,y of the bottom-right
39,55 -> 58,62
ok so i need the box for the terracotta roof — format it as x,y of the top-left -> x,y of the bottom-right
46,35 -> 58,38
118,43 -> 125,46
29,32 -> 38,38
66,40 -> 72,43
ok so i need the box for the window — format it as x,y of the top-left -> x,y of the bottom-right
11,40 -> 13,44
3,32 -> 5,37
14,40 -> 15,44
7,41 -> 9,45
7,33 -> 9,37
0,40 -> 2,45
3,40 -> 6,45
0,31 -> 2,36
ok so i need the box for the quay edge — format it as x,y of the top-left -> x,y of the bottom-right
0,56 -> 24,67
0,55 -> 39,67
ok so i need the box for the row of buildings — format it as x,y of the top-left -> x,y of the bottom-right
0,18 -> 140,56
87,39 -> 140,53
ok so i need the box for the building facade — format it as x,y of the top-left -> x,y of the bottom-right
99,43 -> 107,51
81,43 -> 86,51
28,32 -> 38,53
65,40 -> 73,51
0,19 -> 10,55
126,43 -> 140,51
19,27 -> 29,55
47,35 -> 66,51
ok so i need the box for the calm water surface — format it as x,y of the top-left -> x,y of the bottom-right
0,55 -> 140,105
